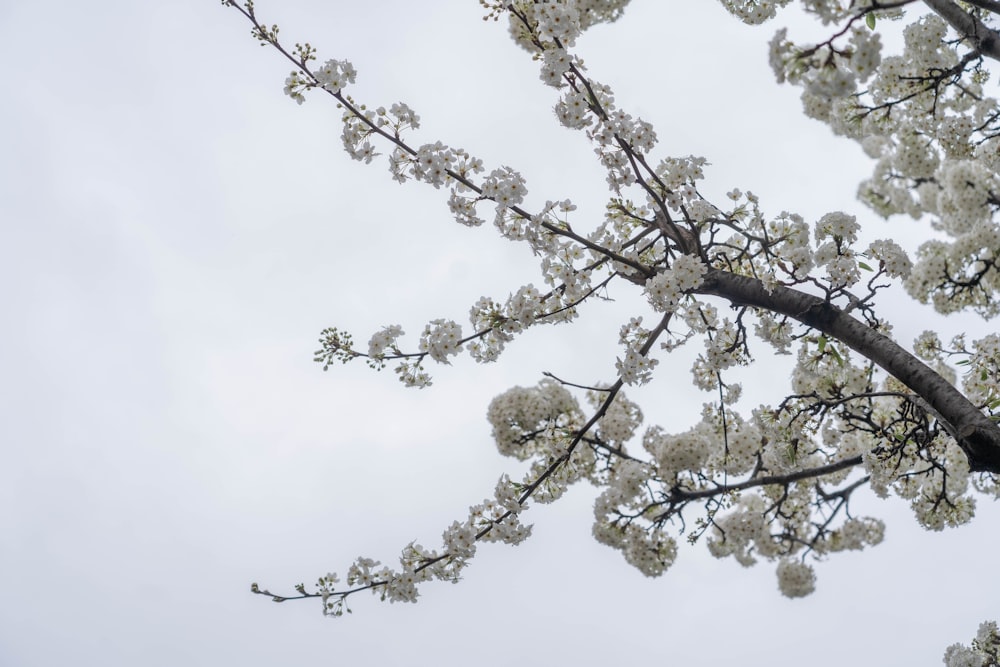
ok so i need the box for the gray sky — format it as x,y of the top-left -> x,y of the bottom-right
2,1 -> 997,665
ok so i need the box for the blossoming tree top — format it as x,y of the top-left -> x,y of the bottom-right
223,0 -> 1000,662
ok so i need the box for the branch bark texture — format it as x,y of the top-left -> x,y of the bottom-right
922,0 -> 1000,61
698,268 -> 1000,473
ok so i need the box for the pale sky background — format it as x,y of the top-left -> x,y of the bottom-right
2,1 -> 998,665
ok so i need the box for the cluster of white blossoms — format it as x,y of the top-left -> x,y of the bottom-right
282,70 -> 309,105
410,142 -> 461,189
539,47 -> 573,87
615,317 -> 658,386
644,254 -> 707,313
367,324 -> 404,359
393,360 -> 431,388
812,211 -> 861,288
815,516 -> 885,553
765,8 -> 1000,319
283,56 -> 358,104
644,424 -> 710,474
590,389 -> 642,446
486,379 -> 583,460
339,102 -> 422,165
963,334 -> 1000,406
705,406 -> 761,473
905,225 -> 1000,317
691,318 -> 749,391
774,559 -> 816,598
753,311 -> 794,354
791,336 -> 870,399
487,379 -> 599,504
384,101 -> 420,130
914,331 -> 1000,420
313,58 -> 357,94
866,238 -> 911,279
554,87 -> 592,130
944,620 -> 1000,667
481,166 -> 527,214
466,284 -> 545,362
720,0 -> 792,25
707,493 -> 777,566
592,456 -> 681,576
503,0 -> 634,53
907,449 -> 976,531
418,319 -> 463,363
808,27 -> 880,98
533,1 -> 582,45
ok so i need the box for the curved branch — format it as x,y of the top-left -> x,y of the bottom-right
697,268 -> 1000,473
922,0 -> 1000,61
672,455 -> 864,503
959,0 -> 1000,14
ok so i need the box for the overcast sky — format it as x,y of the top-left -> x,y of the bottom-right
2,1 -> 998,665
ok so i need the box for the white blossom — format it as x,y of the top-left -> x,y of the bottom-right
313,58 -> 356,94
419,319 -> 464,363
368,325 -> 404,359
775,559 -> 816,598
644,254 -> 707,313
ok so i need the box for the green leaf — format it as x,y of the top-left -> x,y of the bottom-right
858,261 -> 873,271
866,12 -> 876,30
818,335 -> 827,353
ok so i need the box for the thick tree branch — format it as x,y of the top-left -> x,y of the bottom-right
949,0 -> 1000,17
922,0 -> 1000,61
697,269 -> 1000,473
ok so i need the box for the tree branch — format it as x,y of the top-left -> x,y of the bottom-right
671,455 -> 864,503
952,0 -> 1000,16
922,0 -> 1000,61
697,268 -> 1000,473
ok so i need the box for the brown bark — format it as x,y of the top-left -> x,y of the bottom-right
697,268 -> 1000,473
923,0 -> 1000,62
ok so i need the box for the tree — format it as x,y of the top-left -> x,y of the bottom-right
223,1 -> 1000,662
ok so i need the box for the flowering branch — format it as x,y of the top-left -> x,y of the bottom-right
698,269 -> 1000,473
923,0 -> 1000,61
223,0 -> 1000,627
